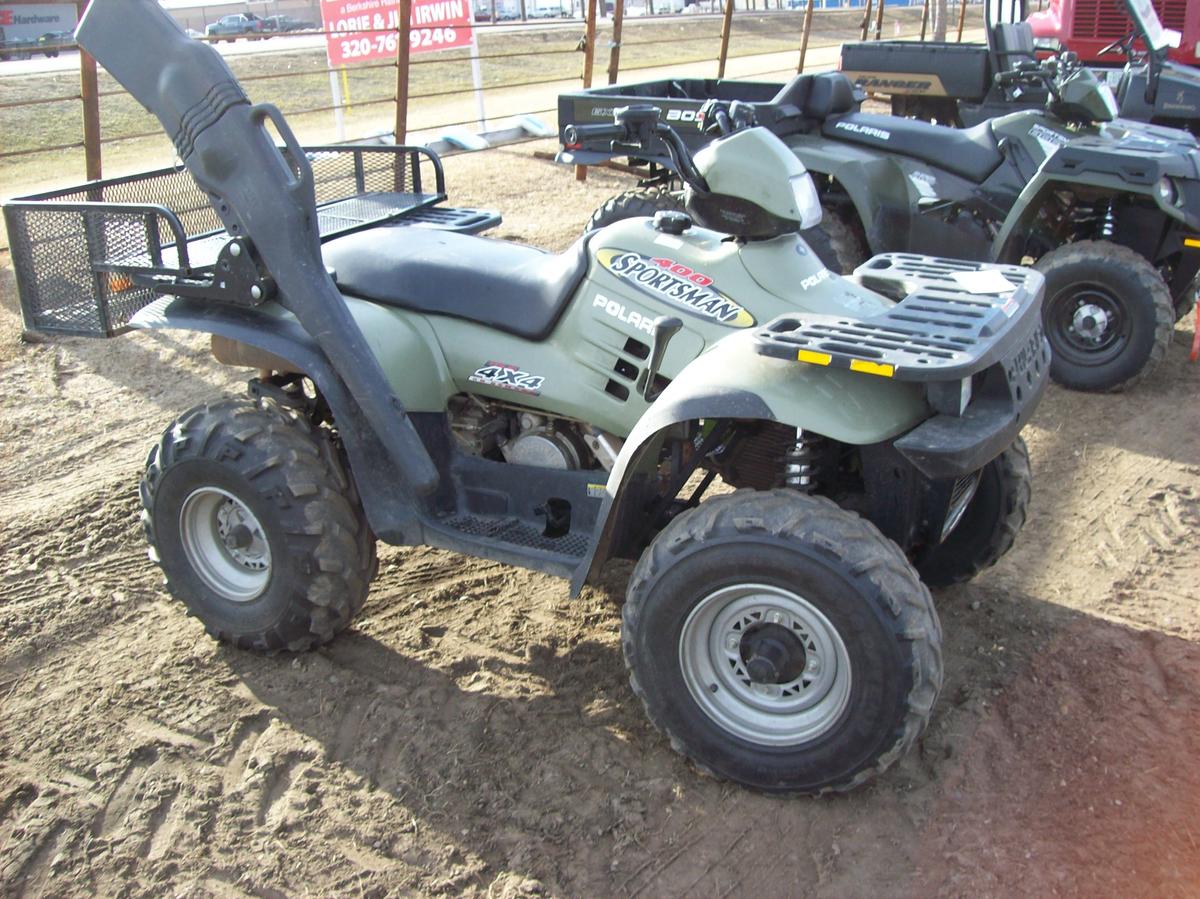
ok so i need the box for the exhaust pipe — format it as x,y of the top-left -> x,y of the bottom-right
75,0 -> 439,496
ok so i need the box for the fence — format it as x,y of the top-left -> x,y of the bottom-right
0,0 -> 986,208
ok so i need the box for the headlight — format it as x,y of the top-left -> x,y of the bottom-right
1158,176 -> 1179,206
790,174 -> 822,230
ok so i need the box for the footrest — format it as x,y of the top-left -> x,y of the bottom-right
446,515 -> 591,558
752,253 -> 1044,382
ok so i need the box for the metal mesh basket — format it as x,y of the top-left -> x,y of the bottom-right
4,145 -> 447,337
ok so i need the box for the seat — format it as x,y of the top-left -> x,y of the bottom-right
769,72 -> 858,121
821,112 -> 1004,183
992,22 -> 1036,74
804,73 -> 858,120
322,227 -> 590,341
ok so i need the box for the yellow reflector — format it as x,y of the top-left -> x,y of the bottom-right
108,273 -> 134,292
796,349 -> 832,366
849,359 -> 895,377
1185,237 -> 1200,249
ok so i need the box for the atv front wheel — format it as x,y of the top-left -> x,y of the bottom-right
622,490 -> 942,794
586,187 -> 684,231
815,203 -> 868,274
915,438 -> 1031,588
1035,241 -> 1173,392
140,398 -> 376,651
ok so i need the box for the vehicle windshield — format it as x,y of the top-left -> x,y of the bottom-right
1125,0 -> 1171,51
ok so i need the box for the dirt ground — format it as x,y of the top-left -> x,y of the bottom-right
2,141 -> 1199,898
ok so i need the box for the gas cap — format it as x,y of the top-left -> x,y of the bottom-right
654,210 -> 692,235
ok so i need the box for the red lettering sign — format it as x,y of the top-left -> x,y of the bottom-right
320,0 -> 474,67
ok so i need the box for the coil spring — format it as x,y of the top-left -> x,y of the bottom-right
784,429 -> 825,493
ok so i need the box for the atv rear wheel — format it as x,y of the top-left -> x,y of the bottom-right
1035,241 -> 1173,392
140,398 -> 376,651
586,188 -> 848,272
915,437 -> 1031,588
622,489 -> 942,794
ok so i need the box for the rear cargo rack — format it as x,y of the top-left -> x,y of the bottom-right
753,254 -> 1044,381
4,145 -> 501,337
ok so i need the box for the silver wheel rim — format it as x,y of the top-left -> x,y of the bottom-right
679,584 -> 852,747
179,487 -> 271,602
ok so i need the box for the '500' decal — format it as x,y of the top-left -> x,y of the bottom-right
596,249 -> 755,328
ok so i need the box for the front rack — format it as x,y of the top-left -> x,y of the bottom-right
4,145 -> 500,337
753,253 -> 1044,382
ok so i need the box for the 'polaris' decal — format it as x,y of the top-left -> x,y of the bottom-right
594,293 -> 656,335
596,250 -> 756,328
469,361 -> 544,395
834,120 -> 891,141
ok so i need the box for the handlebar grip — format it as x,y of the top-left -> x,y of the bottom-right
564,123 -> 627,145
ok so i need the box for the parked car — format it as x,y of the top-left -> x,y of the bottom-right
37,30 -> 76,57
204,13 -> 267,41
263,14 -> 316,32
0,26 -> 38,60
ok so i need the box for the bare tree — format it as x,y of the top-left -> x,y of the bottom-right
932,0 -> 948,40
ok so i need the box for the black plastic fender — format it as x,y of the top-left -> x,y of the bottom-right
129,298 -> 422,545
569,384 -> 774,595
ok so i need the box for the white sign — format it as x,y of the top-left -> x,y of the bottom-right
0,3 -> 77,41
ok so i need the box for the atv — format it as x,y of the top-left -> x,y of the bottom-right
62,0 -> 1048,795
564,58 -> 1200,393
839,0 -> 1200,134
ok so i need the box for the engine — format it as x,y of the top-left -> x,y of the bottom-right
448,395 -> 619,471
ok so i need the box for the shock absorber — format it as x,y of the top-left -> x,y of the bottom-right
784,429 -> 825,493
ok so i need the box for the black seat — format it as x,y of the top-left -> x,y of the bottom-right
768,72 -> 858,121
322,227 -> 589,341
822,112 -> 1004,183
992,22 -> 1036,74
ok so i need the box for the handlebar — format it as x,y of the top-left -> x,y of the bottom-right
565,104 -> 711,194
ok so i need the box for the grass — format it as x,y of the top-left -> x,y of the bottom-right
0,6 -> 975,196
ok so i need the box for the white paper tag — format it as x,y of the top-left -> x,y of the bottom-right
951,269 -> 1016,294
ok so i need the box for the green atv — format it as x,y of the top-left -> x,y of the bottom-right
565,56 -> 1200,393
62,0 -> 1048,794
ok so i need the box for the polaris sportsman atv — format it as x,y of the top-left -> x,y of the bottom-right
565,56 -> 1200,393
53,0 -> 1049,795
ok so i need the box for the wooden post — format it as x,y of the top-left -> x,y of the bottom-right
873,0 -> 885,40
859,0 -> 872,40
956,0 -> 967,41
716,0 -> 734,78
919,0 -> 930,40
576,0 -> 598,182
80,48 -> 101,181
607,0 -> 625,84
394,0 -> 412,144
796,0 -> 814,72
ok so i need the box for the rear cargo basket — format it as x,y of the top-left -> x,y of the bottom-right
4,145 -> 497,337
753,253 -> 1044,382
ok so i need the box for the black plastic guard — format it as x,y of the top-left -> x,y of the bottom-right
76,0 -> 439,495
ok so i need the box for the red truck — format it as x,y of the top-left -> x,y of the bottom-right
1027,0 -> 1199,66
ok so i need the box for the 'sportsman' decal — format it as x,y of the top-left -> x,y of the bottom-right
596,250 -> 755,328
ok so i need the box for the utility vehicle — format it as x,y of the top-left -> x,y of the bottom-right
840,0 -> 1200,132
25,0 -> 1048,794
562,59 -> 1200,392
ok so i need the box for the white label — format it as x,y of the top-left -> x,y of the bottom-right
951,269 -> 1016,294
